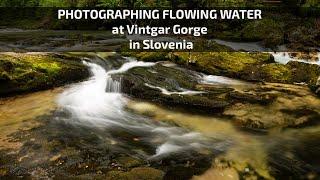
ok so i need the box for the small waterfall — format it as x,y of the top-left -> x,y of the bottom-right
57,58 -> 225,157
106,77 -> 121,93
104,58 -> 154,93
58,59 -> 156,123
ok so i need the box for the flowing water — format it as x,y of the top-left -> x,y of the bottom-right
57,59 -> 225,158
1,55 -> 320,179
55,57 -> 320,178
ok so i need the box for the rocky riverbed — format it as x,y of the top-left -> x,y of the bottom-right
0,52 -> 319,179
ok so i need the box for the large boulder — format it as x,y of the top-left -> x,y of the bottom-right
112,63 -> 230,112
0,53 -> 89,96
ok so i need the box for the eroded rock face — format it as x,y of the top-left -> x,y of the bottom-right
0,53 -> 89,96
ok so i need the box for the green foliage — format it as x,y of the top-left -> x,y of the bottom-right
241,19 -> 284,47
0,0 -> 39,7
303,0 -> 320,7
97,0 -> 121,7
0,0 -> 170,7
197,0 -> 247,7
0,0 -> 318,7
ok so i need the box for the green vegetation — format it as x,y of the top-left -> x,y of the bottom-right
0,0 -> 171,7
0,0 -> 318,7
171,52 -> 273,76
241,19 -> 284,47
0,0 -> 318,49
0,53 -> 89,96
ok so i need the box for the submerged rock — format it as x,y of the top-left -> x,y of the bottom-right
0,53 -> 89,96
227,91 -> 277,105
224,83 -> 320,129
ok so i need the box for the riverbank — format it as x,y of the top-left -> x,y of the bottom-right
0,53 -> 89,97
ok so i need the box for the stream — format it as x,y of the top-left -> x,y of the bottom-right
213,39 -> 320,65
57,59 -> 221,158
0,54 -> 320,179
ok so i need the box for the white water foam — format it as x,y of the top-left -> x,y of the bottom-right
107,60 -> 155,75
57,59 -> 225,157
145,83 -> 204,95
201,75 -> 247,85
57,60 -> 155,126
270,52 -> 320,65
58,62 -> 126,125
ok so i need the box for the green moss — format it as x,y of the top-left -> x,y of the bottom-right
136,52 -> 169,62
115,156 -> 144,169
120,51 -> 169,62
172,52 -> 273,76
0,53 -> 89,96
0,72 -> 11,82
260,63 -> 292,82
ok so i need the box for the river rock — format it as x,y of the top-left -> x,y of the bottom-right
0,53 -> 89,96
112,63 -> 230,112
227,91 -> 277,105
224,83 -> 320,129
240,61 -> 320,96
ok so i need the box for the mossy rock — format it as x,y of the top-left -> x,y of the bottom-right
287,26 -> 320,51
121,63 -> 198,90
134,52 -> 169,62
171,52 -> 274,77
0,53 -> 89,96
115,156 -> 144,169
241,61 -> 320,94
287,61 -> 320,88
0,72 -> 11,82
241,63 -> 293,83
112,64 -> 230,112
0,60 -> 14,72
121,51 -> 319,96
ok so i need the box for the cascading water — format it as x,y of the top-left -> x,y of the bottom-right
57,58 -> 227,157
105,77 -> 121,93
